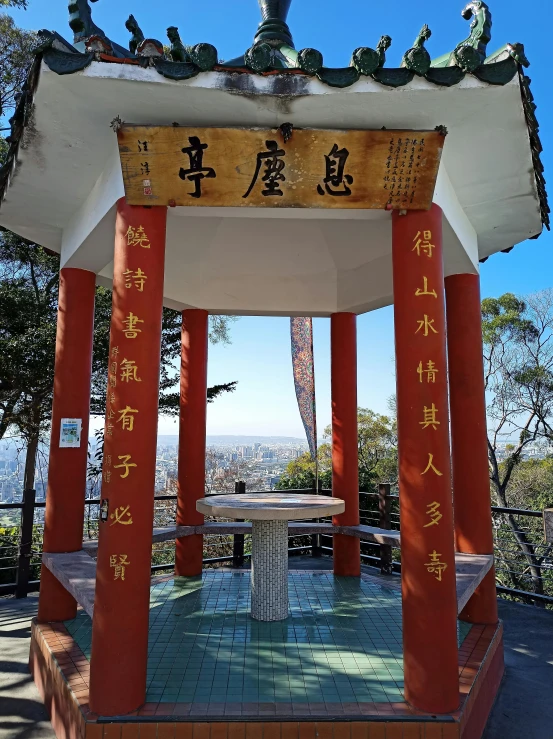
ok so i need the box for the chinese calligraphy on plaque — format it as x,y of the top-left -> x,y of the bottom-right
118,126 -> 445,209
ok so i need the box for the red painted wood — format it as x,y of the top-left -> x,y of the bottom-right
445,273 -> 498,625
392,205 -> 459,713
89,199 -> 167,716
331,313 -> 361,576
175,309 -> 208,577
38,268 -> 96,623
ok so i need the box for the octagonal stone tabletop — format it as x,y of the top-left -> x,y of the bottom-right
196,493 -> 345,520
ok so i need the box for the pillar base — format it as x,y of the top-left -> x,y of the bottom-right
459,568 -> 499,625
175,534 -> 203,577
37,565 -> 77,623
333,534 -> 361,576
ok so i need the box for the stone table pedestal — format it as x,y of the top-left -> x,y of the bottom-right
197,493 -> 345,621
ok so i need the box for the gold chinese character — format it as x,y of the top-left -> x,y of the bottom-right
110,554 -> 130,581
415,276 -> 438,298
103,470 -> 111,483
106,455 -> 112,467
111,346 -> 119,358
424,502 -> 442,528
114,454 -> 137,479
108,408 -> 116,420
110,505 -> 133,527
109,392 -> 116,405
126,225 -> 151,249
109,374 -> 117,388
425,550 -> 448,581
117,406 -> 139,432
420,404 -> 440,431
122,312 -> 144,339
120,358 -> 142,383
416,315 -> 438,337
106,422 -> 114,437
417,360 -> 438,383
123,268 -> 148,292
421,453 -> 443,477
413,231 -> 435,258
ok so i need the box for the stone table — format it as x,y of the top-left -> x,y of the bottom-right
196,493 -> 345,621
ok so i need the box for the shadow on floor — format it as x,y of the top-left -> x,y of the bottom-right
483,599 -> 553,739
0,595 -> 55,739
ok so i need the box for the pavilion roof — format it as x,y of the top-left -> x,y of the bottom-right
0,0 -> 549,251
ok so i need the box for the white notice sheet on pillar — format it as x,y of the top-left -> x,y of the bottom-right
59,419 -> 82,448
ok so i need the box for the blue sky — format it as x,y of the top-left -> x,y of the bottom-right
7,0 -> 553,437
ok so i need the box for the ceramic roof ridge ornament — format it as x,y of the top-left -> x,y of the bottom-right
167,27 -> 190,64
164,26 -> 218,71
242,0 -> 324,74
402,24 -> 432,75
452,1 -> 492,71
68,0 -> 102,45
68,0 -> 133,58
351,35 -> 392,76
125,14 -> 145,55
255,0 -> 294,47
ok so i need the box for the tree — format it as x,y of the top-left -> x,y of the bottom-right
0,233 -> 238,492
483,290 -> 553,599
277,408 -> 398,494
0,1 -> 28,8
0,234 -> 59,488
0,13 -> 35,118
276,445 -> 332,491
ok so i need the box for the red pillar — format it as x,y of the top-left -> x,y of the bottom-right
392,204 -> 459,713
445,273 -> 498,625
38,269 -> 96,623
89,199 -> 167,716
331,313 -> 361,577
175,309 -> 208,577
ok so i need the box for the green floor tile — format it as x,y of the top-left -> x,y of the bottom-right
66,570 -> 475,706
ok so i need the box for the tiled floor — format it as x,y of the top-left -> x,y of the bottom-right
65,571 -> 472,707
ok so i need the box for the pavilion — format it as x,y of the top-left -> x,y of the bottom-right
0,0 -> 548,737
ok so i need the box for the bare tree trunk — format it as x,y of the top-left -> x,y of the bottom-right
502,509 -> 545,607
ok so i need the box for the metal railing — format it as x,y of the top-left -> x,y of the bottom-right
1,483 -> 551,606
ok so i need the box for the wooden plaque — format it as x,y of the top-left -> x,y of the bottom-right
118,126 -> 445,210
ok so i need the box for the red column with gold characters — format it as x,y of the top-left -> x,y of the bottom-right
392,204 -> 459,713
38,269 -> 96,623
445,272 -> 498,625
89,198 -> 167,717
331,312 -> 361,577
175,309 -> 208,576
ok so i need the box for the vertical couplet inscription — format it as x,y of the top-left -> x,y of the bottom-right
101,221 -> 153,579
392,205 -> 459,713
90,200 -> 167,715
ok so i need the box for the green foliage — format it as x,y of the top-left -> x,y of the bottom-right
482,293 -> 538,346
0,13 -> 35,117
277,409 -> 398,494
483,290 -> 553,600
0,232 -> 59,444
276,445 -> 332,491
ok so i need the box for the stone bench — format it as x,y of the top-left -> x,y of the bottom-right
82,521 -> 399,557
42,550 -> 97,618
44,550 -> 492,621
